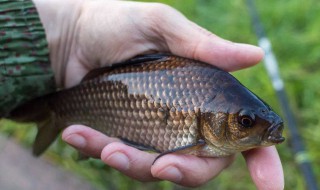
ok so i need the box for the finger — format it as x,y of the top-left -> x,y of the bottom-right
242,146 -> 284,190
151,154 -> 235,187
100,142 -> 158,182
61,125 -> 120,158
147,4 -> 264,71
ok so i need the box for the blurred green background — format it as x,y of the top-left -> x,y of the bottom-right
1,0 -> 319,189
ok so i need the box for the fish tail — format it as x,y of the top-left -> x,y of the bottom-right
8,96 -> 60,156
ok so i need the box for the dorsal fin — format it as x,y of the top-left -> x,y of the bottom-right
81,66 -> 113,82
81,54 -> 169,82
123,53 -> 169,65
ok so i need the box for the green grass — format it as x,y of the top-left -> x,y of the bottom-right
1,0 -> 319,189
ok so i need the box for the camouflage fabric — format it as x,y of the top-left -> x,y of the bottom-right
0,0 -> 56,116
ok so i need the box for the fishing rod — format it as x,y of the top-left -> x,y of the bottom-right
246,0 -> 318,190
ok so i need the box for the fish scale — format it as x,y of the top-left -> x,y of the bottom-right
49,56 -> 211,152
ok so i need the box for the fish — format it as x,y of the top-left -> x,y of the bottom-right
8,54 -> 285,159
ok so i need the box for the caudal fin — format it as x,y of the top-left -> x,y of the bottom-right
8,97 -> 61,156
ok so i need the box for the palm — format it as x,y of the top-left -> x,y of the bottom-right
64,1 -> 262,88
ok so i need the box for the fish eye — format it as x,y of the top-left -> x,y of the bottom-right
238,110 -> 255,128
239,116 -> 254,128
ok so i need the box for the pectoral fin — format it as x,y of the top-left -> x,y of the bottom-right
119,137 -> 160,153
152,139 -> 206,164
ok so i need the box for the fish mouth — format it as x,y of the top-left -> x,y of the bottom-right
264,122 -> 285,144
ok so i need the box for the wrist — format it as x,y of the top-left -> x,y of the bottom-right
32,0 -> 84,88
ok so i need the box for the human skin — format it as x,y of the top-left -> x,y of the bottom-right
33,0 -> 284,189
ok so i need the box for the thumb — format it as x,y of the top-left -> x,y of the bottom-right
151,4 -> 263,71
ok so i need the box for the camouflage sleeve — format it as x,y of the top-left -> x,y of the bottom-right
0,0 -> 56,117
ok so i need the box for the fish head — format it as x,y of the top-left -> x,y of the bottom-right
202,79 -> 285,154
225,107 -> 284,150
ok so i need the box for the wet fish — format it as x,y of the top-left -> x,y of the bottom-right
8,54 -> 285,158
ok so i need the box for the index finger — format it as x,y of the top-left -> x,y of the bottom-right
242,146 -> 284,190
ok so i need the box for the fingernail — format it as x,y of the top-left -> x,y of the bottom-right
155,166 -> 182,183
104,152 -> 130,171
64,134 -> 86,149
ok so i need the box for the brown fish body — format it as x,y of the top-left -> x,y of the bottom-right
9,54 -> 284,157
48,55 -> 218,154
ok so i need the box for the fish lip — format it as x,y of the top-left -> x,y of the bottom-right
264,122 -> 285,144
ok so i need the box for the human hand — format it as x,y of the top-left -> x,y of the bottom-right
33,0 -> 262,88
33,0 -> 283,189
62,126 -> 283,189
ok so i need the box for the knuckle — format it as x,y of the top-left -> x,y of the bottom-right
149,3 -> 175,13
144,2 -> 179,22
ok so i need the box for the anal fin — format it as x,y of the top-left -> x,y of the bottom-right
8,96 -> 61,156
77,151 -> 90,161
32,115 -> 61,156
